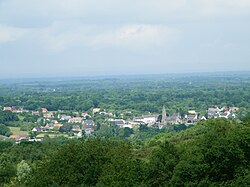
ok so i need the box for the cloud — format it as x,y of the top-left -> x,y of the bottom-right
1,0 -> 250,27
91,24 -> 179,50
0,0 -> 249,77
0,22 -> 93,51
37,22 -> 94,52
0,22 -> 179,52
0,24 -> 28,43
201,38 -> 222,48
38,23 -> 180,52
193,0 -> 250,17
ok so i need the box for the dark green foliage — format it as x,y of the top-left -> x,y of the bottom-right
96,142 -> 146,187
0,73 -> 250,186
23,114 -> 39,123
0,141 -> 13,153
0,74 -> 250,114
0,154 -> 16,185
59,123 -> 73,133
0,111 -> 19,124
119,127 -> 134,138
173,124 -> 188,132
241,115 -> 250,125
170,118 -> 250,186
0,119 -> 250,186
146,141 -> 179,187
29,139 -> 144,187
0,124 -> 12,137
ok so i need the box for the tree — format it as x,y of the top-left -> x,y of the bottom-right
59,123 -> 72,133
29,140 -> 110,186
0,153 -> 16,185
17,160 -> 32,184
0,124 -> 12,137
97,143 -> 146,186
146,141 -> 179,186
28,131 -> 38,139
118,127 -> 134,138
0,141 -> 13,153
0,110 -> 19,124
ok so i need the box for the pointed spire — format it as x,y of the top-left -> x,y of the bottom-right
162,106 -> 166,124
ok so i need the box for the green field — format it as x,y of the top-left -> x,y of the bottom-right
36,133 -> 69,138
9,127 -> 28,135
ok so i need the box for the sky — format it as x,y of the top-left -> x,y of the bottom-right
0,0 -> 250,78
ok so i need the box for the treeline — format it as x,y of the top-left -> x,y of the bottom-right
0,74 -> 250,115
0,111 -> 19,136
1,118 -> 250,186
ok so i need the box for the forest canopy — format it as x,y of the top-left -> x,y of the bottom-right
0,73 -> 250,186
0,118 -> 250,186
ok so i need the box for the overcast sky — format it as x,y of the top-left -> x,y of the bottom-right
0,0 -> 250,78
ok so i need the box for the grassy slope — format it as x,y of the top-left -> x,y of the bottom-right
9,127 -> 28,135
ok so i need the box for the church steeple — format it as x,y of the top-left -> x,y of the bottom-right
161,106 -> 167,124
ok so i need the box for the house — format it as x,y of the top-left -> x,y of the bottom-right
72,125 -> 81,132
131,119 -> 145,125
92,108 -> 101,114
81,112 -> 91,118
229,107 -> 239,112
82,120 -> 95,135
207,106 -> 239,119
32,127 -> 42,132
53,124 -> 64,131
109,119 -> 134,128
53,123 -> 64,128
134,115 -> 158,124
9,135 -> 20,140
185,114 -> 198,124
41,108 -> 48,113
51,120 -> 58,124
3,106 -> 13,111
110,119 -> 126,126
9,134 -> 28,141
11,107 -> 24,113
84,120 -> 95,126
59,114 -> 72,121
44,123 -> 54,130
207,107 -> 220,119
166,113 -> 182,125
32,111 -> 40,116
43,112 -> 54,118
219,111 -> 231,119
128,120 -> 144,127
84,125 -> 94,135
12,109 -> 20,113
223,106 -> 229,111
68,117 -> 83,123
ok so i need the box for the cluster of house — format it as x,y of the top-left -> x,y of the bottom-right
32,108 -> 55,118
3,105 -> 240,142
107,106 -> 239,129
32,114 -> 95,136
3,106 -> 26,113
207,106 -> 239,119
108,113 -> 184,129
109,115 -> 159,129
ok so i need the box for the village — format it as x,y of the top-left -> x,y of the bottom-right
1,105 -> 240,142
